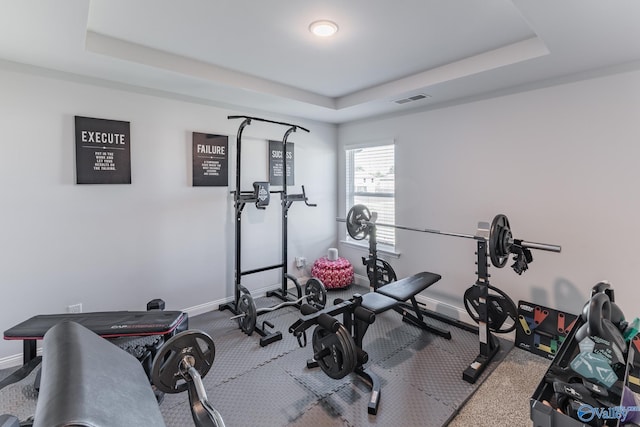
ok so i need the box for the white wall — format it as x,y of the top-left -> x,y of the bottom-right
338,68 -> 640,324
0,66 -> 337,362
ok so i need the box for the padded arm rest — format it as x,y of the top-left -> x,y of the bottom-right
33,321 -> 166,427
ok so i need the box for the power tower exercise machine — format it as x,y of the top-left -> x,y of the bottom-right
219,116 -> 325,347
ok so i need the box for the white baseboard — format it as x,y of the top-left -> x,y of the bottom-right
182,296 -> 231,317
0,352 -> 30,370
415,293 -> 475,326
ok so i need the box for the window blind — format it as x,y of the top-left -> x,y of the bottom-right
346,144 -> 395,246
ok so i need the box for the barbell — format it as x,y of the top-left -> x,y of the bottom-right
231,278 -> 327,335
150,330 -> 227,427
338,204 -> 561,271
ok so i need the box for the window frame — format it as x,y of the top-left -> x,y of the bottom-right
344,139 -> 397,253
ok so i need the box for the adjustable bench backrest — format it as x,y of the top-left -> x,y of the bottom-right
33,321 -> 166,427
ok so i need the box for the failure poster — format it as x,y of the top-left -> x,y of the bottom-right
192,132 -> 229,186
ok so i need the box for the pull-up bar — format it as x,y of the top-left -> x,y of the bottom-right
228,115 -> 310,133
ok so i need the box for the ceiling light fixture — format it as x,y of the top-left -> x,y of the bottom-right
309,20 -> 338,37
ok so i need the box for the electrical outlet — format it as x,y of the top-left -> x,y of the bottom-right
295,257 -> 307,268
67,303 -> 82,313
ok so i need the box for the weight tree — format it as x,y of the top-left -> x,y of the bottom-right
219,115 -> 318,347
340,204 -> 561,383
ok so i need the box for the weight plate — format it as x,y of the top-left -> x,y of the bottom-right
336,325 -> 357,376
366,259 -> 397,288
237,293 -> 257,335
312,324 -> 357,379
489,214 -> 512,268
151,330 -> 215,394
346,204 -> 371,240
463,285 -> 518,334
305,277 -> 327,309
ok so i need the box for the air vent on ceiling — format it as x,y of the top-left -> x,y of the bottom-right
393,93 -> 431,105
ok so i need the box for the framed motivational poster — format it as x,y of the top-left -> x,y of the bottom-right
75,116 -> 131,184
268,140 -> 294,186
192,132 -> 228,186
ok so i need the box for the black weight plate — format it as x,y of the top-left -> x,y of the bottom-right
305,277 -> 327,309
366,258 -> 397,288
463,285 -> 518,333
312,325 -> 357,379
336,325 -> 357,375
237,293 -> 257,335
151,330 -> 215,394
346,204 -> 371,240
489,214 -> 512,268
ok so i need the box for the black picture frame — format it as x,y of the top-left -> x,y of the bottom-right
75,116 -> 131,184
192,132 -> 229,187
268,140 -> 294,186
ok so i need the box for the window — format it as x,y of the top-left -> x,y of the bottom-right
345,143 -> 395,247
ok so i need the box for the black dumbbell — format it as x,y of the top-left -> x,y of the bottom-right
147,298 -> 165,311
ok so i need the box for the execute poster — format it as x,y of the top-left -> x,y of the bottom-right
192,133 -> 228,186
269,140 -> 294,186
75,116 -> 131,184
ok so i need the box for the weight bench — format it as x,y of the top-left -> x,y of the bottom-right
4,310 -> 187,365
33,321 -> 166,426
360,271 -> 451,339
288,272 -> 451,416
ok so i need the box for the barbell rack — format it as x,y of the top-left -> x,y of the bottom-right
338,204 -> 561,383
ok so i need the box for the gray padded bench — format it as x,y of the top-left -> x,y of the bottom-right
33,321 -> 166,427
360,271 -> 451,339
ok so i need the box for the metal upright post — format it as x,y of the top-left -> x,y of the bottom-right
369,224 -> 378,291
268,125 -> 298,301
219,118 -> 251,313
462,230 -> 500,383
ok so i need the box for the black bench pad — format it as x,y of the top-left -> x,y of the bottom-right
4,310 -> 186,340
361,293 -> 398,314
376,272 -> 441,302
33,321 -> 166,427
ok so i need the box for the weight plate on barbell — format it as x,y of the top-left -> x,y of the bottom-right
151,330 -> 216,394
237,292 -> 257,335
463,285 -> 518,334
305,277 -> 327,309
312,324 -> 357,379
366,258 -> 397,288
336,325 -> 357,377
346,204 -> 371,240
489,214 -> 512,268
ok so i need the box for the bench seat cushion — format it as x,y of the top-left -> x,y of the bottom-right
361,292 -> 398,314
376,272 -> 441,302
